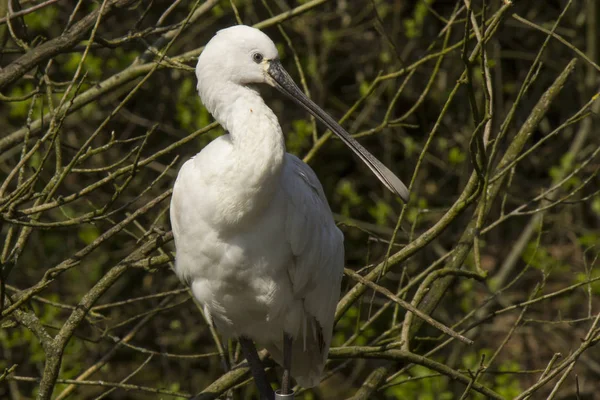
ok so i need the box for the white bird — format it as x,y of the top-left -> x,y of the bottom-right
170,25 -> 408,399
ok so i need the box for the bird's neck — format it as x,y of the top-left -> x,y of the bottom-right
205,80 -> 285,159
200,82 -> 286,216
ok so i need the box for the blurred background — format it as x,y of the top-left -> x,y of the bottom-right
1,0 -> 599,398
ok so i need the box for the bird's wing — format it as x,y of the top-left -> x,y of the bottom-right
281,154 -> 344,338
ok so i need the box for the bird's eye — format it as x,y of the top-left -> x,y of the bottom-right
252,53 -> 264,63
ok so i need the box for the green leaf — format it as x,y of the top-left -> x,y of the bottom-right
368,200 -> 392,225
448,146 -> 466,165
78,225 -> 100,245
336,180 -> 363,217
286,119 -> 312,154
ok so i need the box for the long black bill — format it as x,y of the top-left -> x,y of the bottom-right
268,60 -> 409,202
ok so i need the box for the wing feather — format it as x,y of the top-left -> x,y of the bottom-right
265,154 -> 345,388
281,154 -> 344,340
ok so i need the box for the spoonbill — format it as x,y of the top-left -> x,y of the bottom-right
170,25 -> 408,399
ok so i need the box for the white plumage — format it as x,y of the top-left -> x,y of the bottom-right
170,25 -> 408,392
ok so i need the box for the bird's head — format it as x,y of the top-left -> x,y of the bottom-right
196,25 -> 279,88
195,25 -> 410,202
195,25 -> 314,105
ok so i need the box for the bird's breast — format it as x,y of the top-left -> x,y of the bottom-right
176,135 -> 284,230
172,179 -> 296,339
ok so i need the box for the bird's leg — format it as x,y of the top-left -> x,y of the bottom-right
239,336 -> 274,400
281,333 -> 293,395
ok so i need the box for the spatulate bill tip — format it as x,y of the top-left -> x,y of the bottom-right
389,180 -> 409,203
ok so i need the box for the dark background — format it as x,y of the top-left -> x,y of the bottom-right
1,0 -> 599,399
